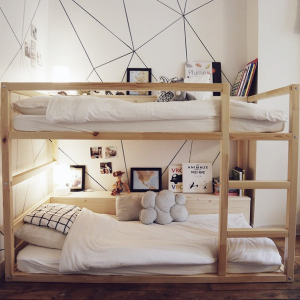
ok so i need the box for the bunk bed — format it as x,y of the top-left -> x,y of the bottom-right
1,81 -> 299,284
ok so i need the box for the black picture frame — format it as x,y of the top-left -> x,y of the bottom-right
130,167 -> 162,192
69,165 -> 85,192
126,68 -> 152,95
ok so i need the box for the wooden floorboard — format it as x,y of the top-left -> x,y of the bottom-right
0,236 -> 299,300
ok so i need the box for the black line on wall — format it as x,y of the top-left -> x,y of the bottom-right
120,140 -> 130,186
156,0 -> 181,15
162,140 -> 187,176
189,140 -> 193,163
123,0 -> 135,51
121,52 -> 135,82
185,0 -> 215,17
94,52 -> 133,70
72,0 -> 132,51
134,52 -> 158,82
0,7 -> 21,46
212,151 -> 220,165
59,0 -> 103,82
135,16 -> 182,52
0,0 -> 41,80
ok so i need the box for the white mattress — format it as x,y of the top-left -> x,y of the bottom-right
17,213 -> 282,276
13,115 -> 285,133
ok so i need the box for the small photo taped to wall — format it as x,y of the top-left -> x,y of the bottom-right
100,162 -> 112,174
90,146 -> 102,159
105,146 -> 117,159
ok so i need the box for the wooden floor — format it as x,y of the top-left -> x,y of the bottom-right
0,237 -> 300,300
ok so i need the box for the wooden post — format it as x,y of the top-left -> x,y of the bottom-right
284,84 -> 299,282
1,83 -> 13,281
218,83 -> 230,276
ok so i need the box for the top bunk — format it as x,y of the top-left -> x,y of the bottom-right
1,82 -> 299,141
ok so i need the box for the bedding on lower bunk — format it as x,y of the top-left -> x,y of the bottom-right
12,96 -> 287,133
16,209 -> 282,275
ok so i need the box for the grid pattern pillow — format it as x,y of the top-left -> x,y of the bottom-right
23,203 -> 81,234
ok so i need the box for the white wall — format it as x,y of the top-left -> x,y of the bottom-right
47,0 -> 248,194
0,0 -> 50,267
254,0 -> 300,228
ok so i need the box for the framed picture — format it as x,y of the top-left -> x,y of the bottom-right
130,167 -> 162,192
126,68 -> 152,95
69,165 -> 85,192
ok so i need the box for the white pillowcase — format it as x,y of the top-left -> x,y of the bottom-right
15,223 -> 66,249
184,74 -> 212,100
13,96 -> 50,115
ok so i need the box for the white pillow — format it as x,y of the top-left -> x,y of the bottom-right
13,96 -> 50,115
15,223 -> 66,249
116,194 -> 143,221
184,75 -> 212,100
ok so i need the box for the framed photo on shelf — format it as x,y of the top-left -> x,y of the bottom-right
69,165 -> 85,192
126,68 -> 152,95
130,167 -> 161,192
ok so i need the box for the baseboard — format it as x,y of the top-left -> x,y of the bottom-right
0,259 -> 4,279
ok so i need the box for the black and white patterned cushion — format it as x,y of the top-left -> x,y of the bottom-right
23,203 -> 81,234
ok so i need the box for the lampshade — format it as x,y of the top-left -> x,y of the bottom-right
53,66 -> 70,82
53,164 -> 70,196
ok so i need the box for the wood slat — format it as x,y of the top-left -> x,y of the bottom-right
11,271 -> 286,284
247,86 -> 290,102
13,194 -> 52,231
6,82 -> 224,92
218,83 -> 230,276
230,132 -> 292,141
228,180 -> 290,189
227,228 -> 289,238
12,160 -> 57,186
9,131 -> 223,140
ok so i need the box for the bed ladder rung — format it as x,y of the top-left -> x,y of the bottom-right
228,180 -> 290,189
227,228 -> 288,238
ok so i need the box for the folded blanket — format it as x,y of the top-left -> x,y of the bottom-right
46,96 -> 287,124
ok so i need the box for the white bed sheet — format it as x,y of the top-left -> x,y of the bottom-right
13,115 -> 285,133
17,213 -> 282,275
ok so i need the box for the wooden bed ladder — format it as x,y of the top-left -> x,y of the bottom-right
219,84 -> 299,281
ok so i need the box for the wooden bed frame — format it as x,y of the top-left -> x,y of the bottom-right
1,81 -> 299,283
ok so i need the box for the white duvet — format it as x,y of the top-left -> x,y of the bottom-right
46,96 -> 287,124
59,208 -> 281,274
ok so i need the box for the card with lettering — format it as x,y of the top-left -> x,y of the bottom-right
168,164 -> 183,193
182,163 -> 212,193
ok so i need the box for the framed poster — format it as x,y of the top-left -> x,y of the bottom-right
69,165 -> 85,192
130,167 -> 161,192
182,163 -> 212,193
126,68 -> 152,95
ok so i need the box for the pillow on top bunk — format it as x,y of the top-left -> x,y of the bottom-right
116,194 -> 143,221
15,223 -> 66,249
13,96 -> 50,115
184,74 -> 212,100
156,77 -> 196,102
23,203 -> 81,234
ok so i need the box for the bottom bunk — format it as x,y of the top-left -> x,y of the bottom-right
13,197 -> 284,282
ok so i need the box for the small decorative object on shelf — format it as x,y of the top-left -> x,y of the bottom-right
111,171 -> 130,196
130,167 -> 162,192
182,163 -> 212,193
69,165 -> 85,192
213,177 -> 239,196
231,58 -> 258,97
232,167 -> 245,196
168,164 -> 183,192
